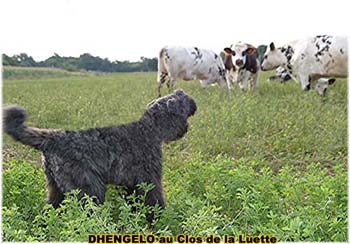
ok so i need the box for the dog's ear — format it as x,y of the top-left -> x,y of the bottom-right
174,89 -> 185,97
146,99 -> 158,109
166,98 -> 184,116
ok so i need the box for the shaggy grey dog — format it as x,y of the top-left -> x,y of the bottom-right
4,89 -> 196,222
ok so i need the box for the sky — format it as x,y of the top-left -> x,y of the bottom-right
1,0 -> 349,62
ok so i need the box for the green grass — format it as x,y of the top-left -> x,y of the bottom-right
2,66 -> 97,80
2,70 -> 348,241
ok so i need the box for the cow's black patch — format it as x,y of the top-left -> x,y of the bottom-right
281,45 -> 294,62
314,35 -> 333,61
191,47 -> 203,65
314,54 -> 321,62
218,66 -> 225,77
315,44 -> 330,60
313,35 -> 333,45
322,35 -> 331,43
164,49 -> 170,60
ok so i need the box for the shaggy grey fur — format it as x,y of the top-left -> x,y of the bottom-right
4,89 -> 196,222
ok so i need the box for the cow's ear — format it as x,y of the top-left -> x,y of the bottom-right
224,47 -> 235,55
246,47 -> 256,55
328,78 -> 336,85
270,42 -> 275,51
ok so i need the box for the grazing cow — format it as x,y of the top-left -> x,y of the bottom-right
268,66 -> 291,83
157,46 -> 227,97
261,35 -> 348,95
223,42 -> 260,91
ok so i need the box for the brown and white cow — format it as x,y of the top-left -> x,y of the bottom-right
223,42 -> 260,91
157,46 -> 227,97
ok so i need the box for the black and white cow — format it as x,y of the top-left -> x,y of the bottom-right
261,35 -> 348,95
157,46 -> 227,97
223,42 -> 260,91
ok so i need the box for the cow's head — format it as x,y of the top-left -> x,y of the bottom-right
225,43 -> 258,70
261,42 -> 287,71
315,78 -> 336,96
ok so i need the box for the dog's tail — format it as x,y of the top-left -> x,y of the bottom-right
3,105 -> 56,150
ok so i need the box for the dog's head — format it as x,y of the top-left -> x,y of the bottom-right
145,90 -> 197,142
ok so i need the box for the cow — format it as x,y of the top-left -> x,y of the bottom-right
223,42 -> 260,91
157,46 -> 227,97
261,35 -> 348,95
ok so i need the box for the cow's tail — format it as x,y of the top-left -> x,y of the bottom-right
157,47 -> 168,97
3,105 -> 56,150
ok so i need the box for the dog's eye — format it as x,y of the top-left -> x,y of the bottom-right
242,51 -> 246,56
264,55 -> 268,60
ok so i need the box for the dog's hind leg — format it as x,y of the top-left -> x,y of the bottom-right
138,182 -> 165,224
125,181 -> 164,224
145,183 -> 165,224
46,176 -> 65,208
77,182 -> 106,206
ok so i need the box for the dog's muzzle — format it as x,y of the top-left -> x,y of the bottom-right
187,98 -> 197,117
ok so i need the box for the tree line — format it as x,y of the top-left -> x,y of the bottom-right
2,53 -> 158,72
3,45 -> 267,73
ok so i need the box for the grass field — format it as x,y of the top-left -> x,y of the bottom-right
2,68 -> 348,241
2,66 -> 98,80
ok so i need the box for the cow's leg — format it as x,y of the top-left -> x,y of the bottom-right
217,78 -> 228,90
226,71 -> 233,90
200,79 -> 210,88
231,70 -> 238,88
249,72 -> 259,91
168,78 -> 176,92
157,72 -> 168,97
239,71 -> 249,91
